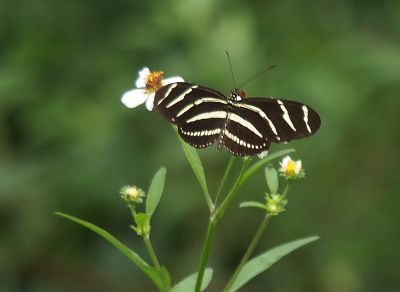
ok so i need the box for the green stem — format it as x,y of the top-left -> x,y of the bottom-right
195,158 -> 250,292
143,234 -> 170,292
213,158 -> 250,222
240,149 -> 295,184
281,180 -> 291,200
129,203 -> 137,218
223,212 -> 272,292
223,179 -> 291,291
214,156 -> 236,207
194,220 -> 217,292
131,202 -> 169,291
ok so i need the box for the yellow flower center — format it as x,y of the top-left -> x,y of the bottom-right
146,71 -> 164,91
285,161 -> 297,175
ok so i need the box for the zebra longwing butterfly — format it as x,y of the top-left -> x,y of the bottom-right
154,82 -> 321,157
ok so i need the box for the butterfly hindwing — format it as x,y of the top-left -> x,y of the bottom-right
222,111 -> 272,156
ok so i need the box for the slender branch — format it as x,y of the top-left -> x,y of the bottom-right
195,158 -> 250,291
194,220 -> 217,292
131,202 -> 169,291
240,149 -> 295,184
213,158 -> 250,222
129,203 -> 137,218
223,213 -> 271,292
143,235 -> 170,292
223,177 -> 291,291
214,156 -> 235,207
281,180 -> 291,200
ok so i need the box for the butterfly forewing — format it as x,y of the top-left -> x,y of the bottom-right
154,82 -> 321,157
154,82 -> 227,123
155,82 -> 228,148
238,98 -> 321,142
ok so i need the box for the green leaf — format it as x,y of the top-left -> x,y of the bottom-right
133,213 -> 151,236
239,201 -> 267,210
241,149 -> 295,184
56,212 -> 168,291
174,126 -> 212,209
161,266 -> 172,290
172,268 -> 213,292
180,139 -> 208,194
228,236 -> 319,292
146,167 -> 166,217
265,166 -> 278,195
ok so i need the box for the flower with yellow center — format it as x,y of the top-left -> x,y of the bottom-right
279,156 -> 304,179
121,67 -> 184,111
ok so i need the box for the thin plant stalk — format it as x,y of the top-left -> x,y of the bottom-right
128,202 -> 170,292
194,221 -> 217,292
213,158 -> 251,221
143,235 -> 170,292
223,182 -> 291,292
214,156 -> 236,207
195,158 -> 250,292
222,213 -> 271,292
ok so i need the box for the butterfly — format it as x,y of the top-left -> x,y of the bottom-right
154,82 -> 321,157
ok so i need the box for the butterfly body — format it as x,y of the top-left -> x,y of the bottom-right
154,82 -> 321,157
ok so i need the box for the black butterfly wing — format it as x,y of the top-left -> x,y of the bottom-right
220,109 -> 272,156
154,82 -> 321,156
154,82 -> 228,148
237,97 -> 321,143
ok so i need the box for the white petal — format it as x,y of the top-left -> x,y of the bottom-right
121,89 -> 149,108
145,93 -> 155,111
295,160 -> 302,174
162,76 -> 184,85
281,156 -> 291,170
138,67 -> 150,76
135,68 -> 151,88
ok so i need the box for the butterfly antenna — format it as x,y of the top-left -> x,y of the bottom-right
226,51 -> 237,89
238,64 -> 277,89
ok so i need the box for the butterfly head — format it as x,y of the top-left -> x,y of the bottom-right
230,89 -> 248,101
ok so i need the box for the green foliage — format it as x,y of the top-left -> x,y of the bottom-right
55,212 -> 170,291
240,201 -> 267,209
146,167 -> 166,217
172,269 -> 213,292
175,126 -> 212,209
265,166 -> 279,195
241,149 -> 294,183
132,213 -> 151,236
57,149 -> 314,291
2,0 -> 400,291
228,236 -> 319,292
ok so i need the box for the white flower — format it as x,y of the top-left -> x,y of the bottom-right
121,67 -> 184,111
279,156 -> 304,179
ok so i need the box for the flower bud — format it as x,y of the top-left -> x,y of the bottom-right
265,194 -> 287,216
120,186 -> 145,203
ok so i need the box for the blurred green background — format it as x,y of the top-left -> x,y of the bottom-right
1,0 -> 400,291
